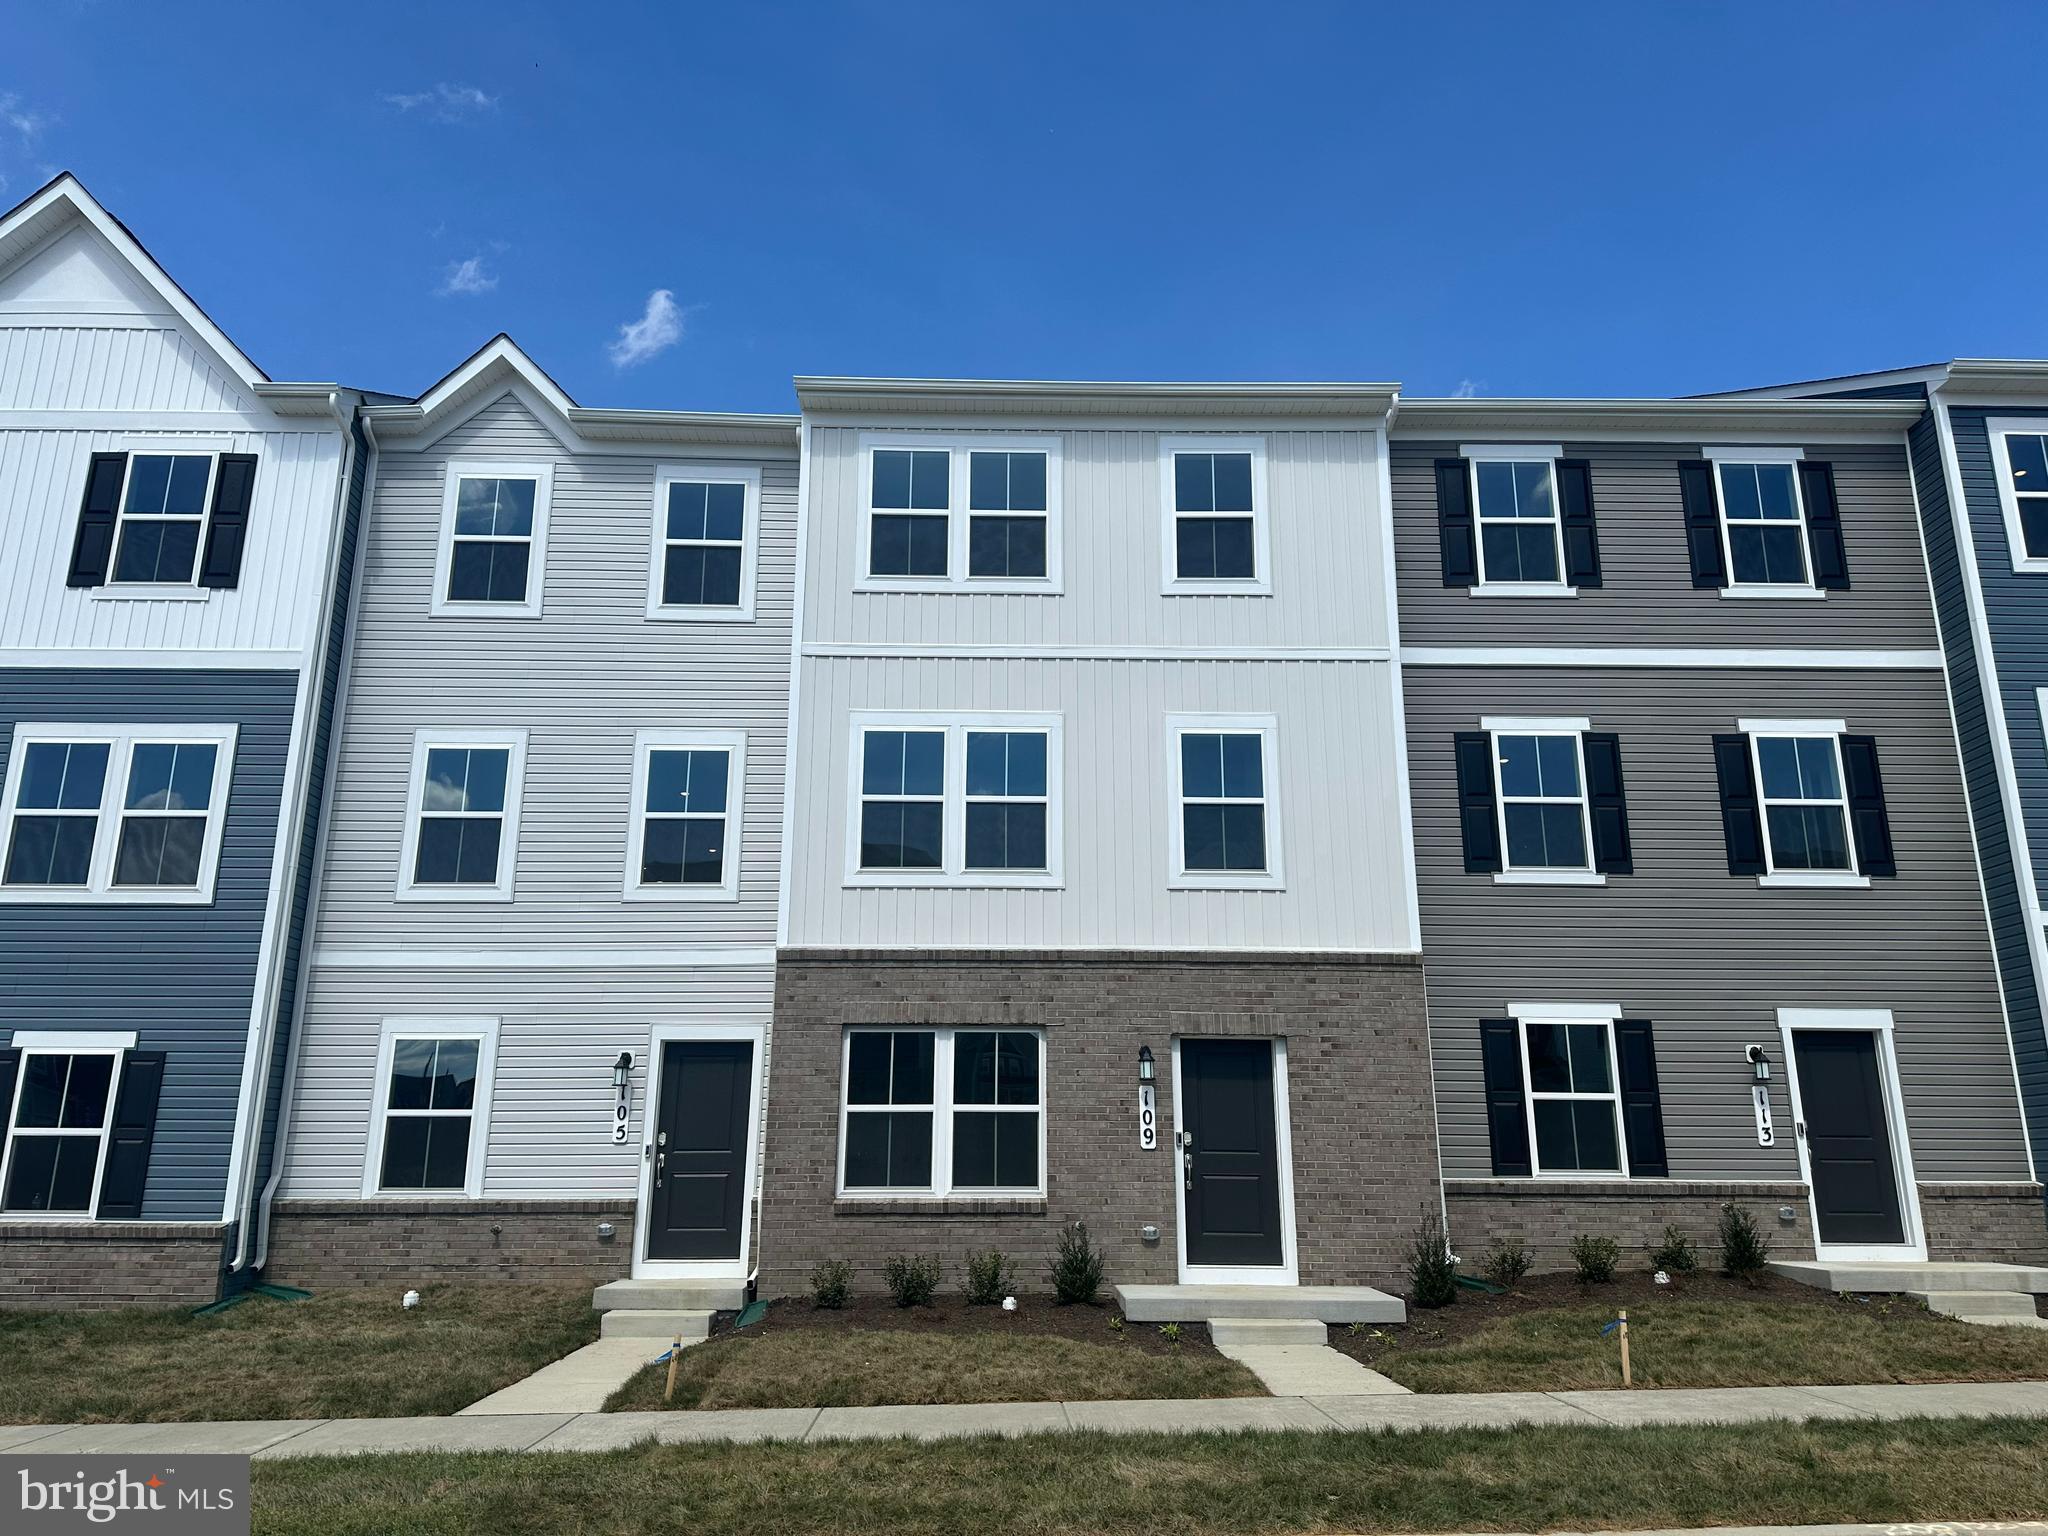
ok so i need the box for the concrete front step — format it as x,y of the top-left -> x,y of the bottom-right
599,1309 -> 714,1339
592,1278 -> 747,1313
1770,1260 -> 2048,1295
1207,1318 -> 1328,1347
1910,1289 -> 2041,1319
1115,1283 -> 1406,1324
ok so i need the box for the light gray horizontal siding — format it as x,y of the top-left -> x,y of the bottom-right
1407,665 -> 2028,1185
1390,439 -> 1939,650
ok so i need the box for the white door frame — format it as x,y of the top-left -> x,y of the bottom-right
631,1020 -> 766,1281
1777,1008 -> 1927,1263
1171,1035 -> 1300,1285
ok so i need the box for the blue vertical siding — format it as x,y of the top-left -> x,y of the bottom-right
0,669 -> 297,1221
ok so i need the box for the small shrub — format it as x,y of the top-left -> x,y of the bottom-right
963,1249 -> 1012,1306
809,1259 -> 851,1309
1650,1224 -> 1698,1275
1408,1211 -> 1458,1309
1049,1221 -> 1105,1305
1107,1313 -> 1125,1333
1570,1233 -> 1620,1284
1480,1236 -> 1531,1289
883,1253 -> 942,1308
1718,1202 -> 1772,1282
1158,1322 -> 1183,1344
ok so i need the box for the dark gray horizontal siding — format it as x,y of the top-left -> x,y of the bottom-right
1407,665 -> 2029,1186
1391,439 -> 1937,649
0,668 -> 297,1221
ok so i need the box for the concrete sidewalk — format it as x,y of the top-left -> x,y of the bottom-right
3,1379 -> 2046,1459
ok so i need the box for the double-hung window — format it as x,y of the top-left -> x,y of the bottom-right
0,724 -> 237,904
649,465 -> 757,619
111,453 -> 214,585
1988,420 -> 2048,571
866,447 -> 951,578
968,451 -> 1049,579
849,714 -> 1062,886
67,448 -> 258,593
839,1028 -> 1044,1197
1748,723 -> 1855,879
1716,458 -> 1809,589
1,1046 -> 121,1213
1489,720 -> 1593,877
1162,436 -> 1269,593
626,729 -> 745,901
1467,447 -> 1566,591
365,1018 -> 498,1197
1521,1017 -> 1626,1176
861,438 -> 1060,589
433,462 -> 551,617
397,730 -> 527,901
1167,714 -> 1281,889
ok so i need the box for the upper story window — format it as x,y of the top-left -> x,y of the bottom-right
1475,456 -> 1560,586
113,454 -> 213,584
432,462 -> 552,619
1683,448 -> 1847,597
65,449 -> 258,593
1494,729 -> 1590,873
859,437 -> 1060,591
365,1018 -> 498,1197
0,724 -> 237,905
1162,437 -> 1270,594
1453,720 -> 1631,885
1436,448 -> 1600,596
1712,719 -> 1893,888
650,466 -> 759,620
1718,461 -> 1808,587
1987,420 -> 2048,572
1166,714 -> 1281,890
848,713 -> 1062,887
397,730 -> 527,902
626,729 -> 745,901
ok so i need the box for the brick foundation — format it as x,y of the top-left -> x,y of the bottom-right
1444,1180 -> 1812,1273
758,948 -> 1439,1298
1918,1184 -> 2048,1264
264,1199 -> 635,1288
0,1223 -> 229,1309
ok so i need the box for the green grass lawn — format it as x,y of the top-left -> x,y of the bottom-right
604,1327 -> 1264,1410
1365,1297 -> 2048,1392
0,1284 -> 598,1424
250,1416 -> 2048,1536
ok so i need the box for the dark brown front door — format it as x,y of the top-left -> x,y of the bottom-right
646,1039 -> 754,1262
1180,1038 -> 1285,1269
1793,1029 -> 1907,1248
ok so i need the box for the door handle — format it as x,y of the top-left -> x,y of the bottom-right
1182,1149 -> 1193,1191
655,1150 -> 666,1189
1795,1121 -> 1807,1139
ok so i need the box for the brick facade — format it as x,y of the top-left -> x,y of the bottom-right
265,1199 -> 635,1288
1444,1179 -> 1811,1274
1918,1184 -> 2048,1264
0,1223 -> 228,1309
758,948 -> 1439,1298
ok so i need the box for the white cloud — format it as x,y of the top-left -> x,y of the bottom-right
1449,378 -> 1482,399
437,255 -> 498,297
384,84 -> 497,122
0,91 -> 53,197
607,289 -> 685,368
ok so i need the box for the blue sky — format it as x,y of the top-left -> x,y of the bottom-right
5,1 -> 2043,410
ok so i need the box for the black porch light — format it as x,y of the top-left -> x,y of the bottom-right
1137,1045 -> 1155,1084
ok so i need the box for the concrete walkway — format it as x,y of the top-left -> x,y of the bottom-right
1212,1341 -> 1410,1396
3,1379 -> 2046,1459
457,1337 -> 675,1415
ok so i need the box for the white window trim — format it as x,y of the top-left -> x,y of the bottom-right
0,722 -> 238,906
1776,1006 -> 1926,1262
1985,418 -> 2048,574
1479,714 -> 1601,886
843,711 -> 1064,889
1461,444 -> 1574,598
623,728 -> 746,903
1165,712 -> 1284,891
1738,717 -> 1868,889
1159,435 -> 1273,596
9,1031 -> 138,1050
835,1026 -> 1048,1200
101,440 -> 234,597
394,728 -> 529,903
361,1016 -> 500,1199
430,460 -> 554,620
0,1044 -> 126,1220
1702,446 -> 1817,597
855,434 -> 1064,594
645,463 -> 760,622
1517,1015 -> 1630,1179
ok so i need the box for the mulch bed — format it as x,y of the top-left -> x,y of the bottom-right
723,1293 -> 1219,1358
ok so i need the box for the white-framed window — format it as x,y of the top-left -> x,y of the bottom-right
363,1017 -> 499,1197
1166,713 -> 1283,889
110,451 -> 217,587
1517,1013 -> 1627,1177
1740,717 -> 1863,887
857,435 -> 1061,591
1704,446 -> 1813,594
395,729 -> 528,902
0,723 -> 237,905
1986,418 -> 2048,573
0,1043 -> 126,1215
1481,715 -> 1597,883
1464,444 -> 1569,595
837,1027 -> 1045,1198
1160,435 -> 1271,594
647,464 -> 758,620
625,729 -> 745,902
846,712 -> 1063,888
431,461 -> 553,618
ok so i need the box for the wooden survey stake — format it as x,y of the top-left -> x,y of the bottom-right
664,1335 -> 683,1402
1618,1310 -> 1632,1388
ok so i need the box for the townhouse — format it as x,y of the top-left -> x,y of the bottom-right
1390,393 -> 2043,1270
0,176 -> 365,1305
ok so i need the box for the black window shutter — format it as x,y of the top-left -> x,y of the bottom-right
1480,1019 -> 1532,1177
1556,458 -> 1602,588
95,1051 -> 166,1220
1582,732 -> 1633,874
1454,731 -> 1502,873
1678,459 -> 1725,589
1712,733 -> 1767,876
198,454 -> 258,590
1799,461 -> 1849,591
1613,1021 -> 1669,1177
1839,734 -> 1896,877
0,1050 -> 17,1191
1436,457 -> 1476,587
66,453 -> 128,588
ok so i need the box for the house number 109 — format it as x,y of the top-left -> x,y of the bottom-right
1138,1083 -> 1157,1150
